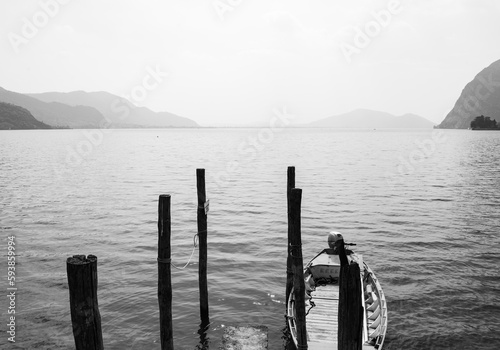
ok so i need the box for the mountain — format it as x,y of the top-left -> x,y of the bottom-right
438,59 -> 500,129
309,109 -> 435,128
0,87 -> 105,128
0,102 -> 51,130
28,91 -> 199,128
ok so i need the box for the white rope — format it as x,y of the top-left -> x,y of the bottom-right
171,233 -> 199,270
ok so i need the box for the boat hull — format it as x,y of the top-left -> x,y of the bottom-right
287,249 -> 387,349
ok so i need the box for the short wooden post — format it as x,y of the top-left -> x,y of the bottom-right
66,254 -> 104,350
197,168 -> 209,324
290,188 -> 307,349
158,194 -> 174,350
338,239 -> 363,350
285,166 -> 295,306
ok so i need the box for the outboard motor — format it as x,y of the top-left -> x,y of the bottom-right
328,231 -> 344,254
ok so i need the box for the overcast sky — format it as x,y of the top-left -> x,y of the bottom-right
1,0 -> 500,126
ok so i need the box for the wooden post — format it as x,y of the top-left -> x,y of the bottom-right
158,194 -> 174,350
197,168 -> 209,324
66,254 -> 104,350
285,166 -> 295,306
338,240 -> 363,350
290,188 -> 307,349
337,238 -> 349,267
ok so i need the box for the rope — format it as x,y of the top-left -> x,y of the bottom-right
157,233 -> 199,270
171,233 -> 199,270
305,300 -> 315,316
289,243 -> 303,258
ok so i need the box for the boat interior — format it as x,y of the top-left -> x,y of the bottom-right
288,249 -> 387,349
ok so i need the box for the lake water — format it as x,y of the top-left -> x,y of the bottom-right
1,128 -> 499,350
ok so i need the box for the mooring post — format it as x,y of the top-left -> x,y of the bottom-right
197,168 -> 209,324
338,240 -> 363,350
158,194 -> 174,350
290,188 -> 307,349
66,254 -> 104,350
285,166 -> 295,307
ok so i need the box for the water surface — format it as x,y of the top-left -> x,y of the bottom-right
1,128 -> 499,349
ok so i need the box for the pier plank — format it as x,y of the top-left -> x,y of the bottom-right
307,284 -> 339,344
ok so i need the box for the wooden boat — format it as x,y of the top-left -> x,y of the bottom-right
287,232 -> 387,349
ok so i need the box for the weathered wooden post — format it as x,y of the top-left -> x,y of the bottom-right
66,254 -> 104,350
197,168 -> 209,324
285,166 -> 295,306
338,239 -> 363,350
290,188 -> 307,349
158,194 -> 174,350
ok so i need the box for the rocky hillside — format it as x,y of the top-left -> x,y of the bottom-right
0,102 -> 51,129
0,87 -> 105,128
438,59 -> 500,129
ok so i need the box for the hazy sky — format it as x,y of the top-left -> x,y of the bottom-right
1,0 -> 500,126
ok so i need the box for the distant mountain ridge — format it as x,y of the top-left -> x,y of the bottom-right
0,87 -> 104,128
1,87 -> 436,129
309,109 -> 435,128
0,87 -> 199,128
438,59 -> 500,129
0,102 -> 52,130
28,90 -> 199,128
